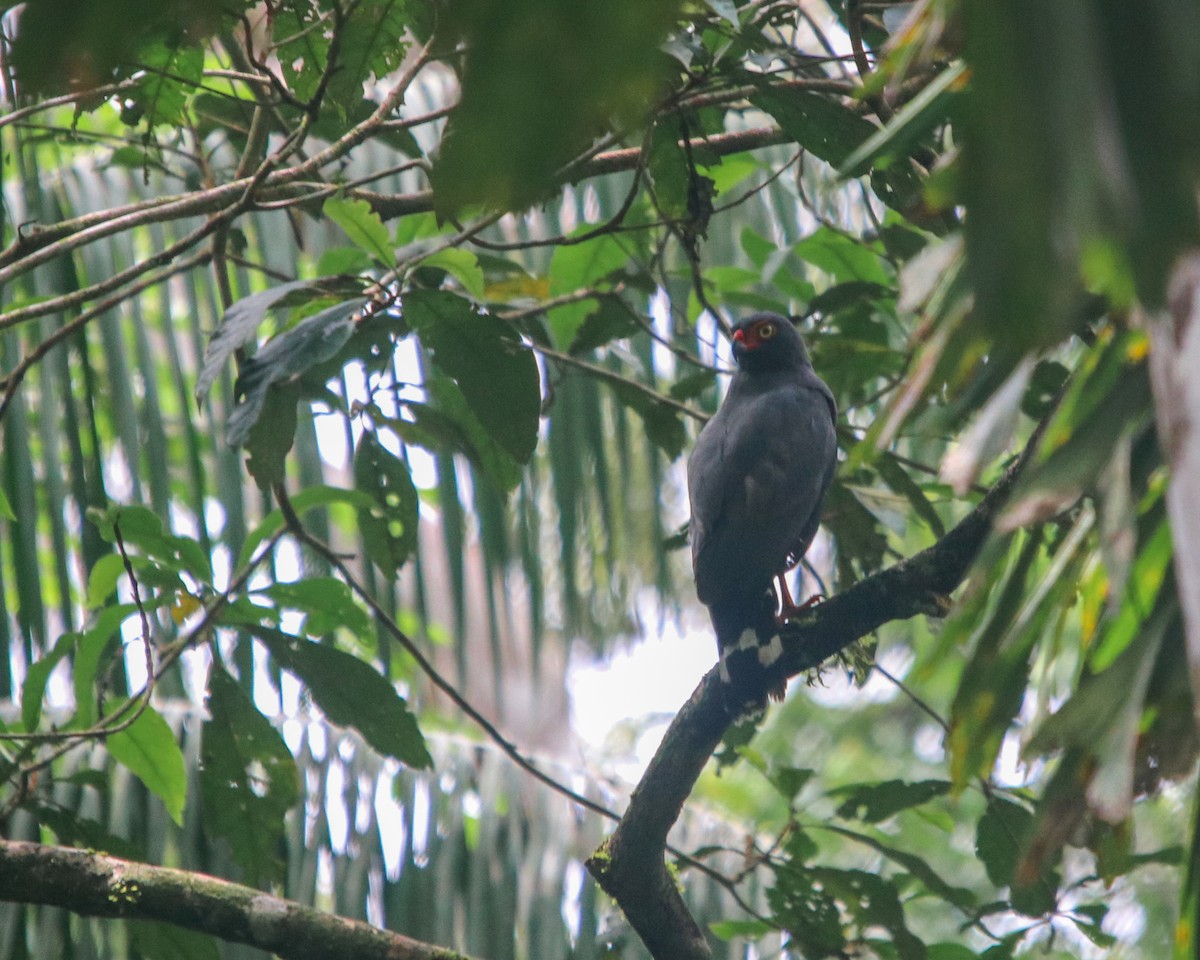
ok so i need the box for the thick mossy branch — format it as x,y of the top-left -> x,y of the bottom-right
586,442 -> 1034,960
0,840 -> 472,960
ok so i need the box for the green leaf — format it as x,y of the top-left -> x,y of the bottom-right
767,869 -> 846,956
200,668 -> 299,886
73,605 -> 137,728
418,248 -> 486,299
324,196 -> 394,266
128,42 -> 203,127
975,797 -> 1056,916
325,0 -> 411,113
840,62 -> 968,177
354,433 -> 421,578
86,553 -> 128,609
253,627 -> 432,768
241,382 -> 299,489
31,804 -> 142,860
792,227 -> 893,286
549,233 -> 633,295
261,577 -> 371,640
90,505 -> 213,583
430,0 -> 683,213
227,299 -> 366,482
608,380 -> 687,460
832,779 -> 952,823
751,88 -> 878,167
108,704 -> 187,826
405,289 -> 541,463
709,919 -> 775,942
568,298 -> 642,355
825,824 -> 978,910
876,453 -> 945,537
22,634 -> 75,731
927,945 -> 983,960
947,532 -> 1043,788
196,278 -> 357,405
770,765 -> 816,802
402,379 -> 524,492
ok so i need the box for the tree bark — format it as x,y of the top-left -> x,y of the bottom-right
0,840 -> 473,960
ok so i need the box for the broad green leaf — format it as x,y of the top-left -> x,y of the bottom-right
85,553 -> 127,609
832,779 -> 952,823
767,869 -> 846,956
227,299 -> 366,484
840,62 -> 968,177
751,88 -> 877,167
608,380 -> 687,460
947,532 -> 1042,789
128,42 -> 203,127
7,0 -> 224,96
648,112 -> 714,235
73,605 -> 138,727
90,504 -> 213,583
549,233 -> 632,296
430,0 -> 684,213
196,278 -> 357,404
792,228 -> 892,286
928,946 -> 982,960
405,289 -> 540,463
253,627 -> 432,768
876,453 -> 945,537
547,233 -> 636,347
568,298 -> 642,355
709,919 -> 774,942
108,703 -> 187,826
770,765 -> 815,802
354,433 -> 420,578
242,382 -> 300,489
200,668 -> 299,886
975,797 -> 1056,917
325,0 -> 411,112
825,824 -> 978,910
324,196 -> 394,266
21,633 -> 75,731
403,379 -> 524,492
261,576 -> 371,640
418,248 -> 486,299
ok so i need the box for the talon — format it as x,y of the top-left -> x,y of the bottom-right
777,591 -> 825,624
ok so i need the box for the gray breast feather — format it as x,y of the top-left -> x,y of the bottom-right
688,386 -> 835,606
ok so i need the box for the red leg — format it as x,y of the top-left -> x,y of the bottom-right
774,572 -> 825,624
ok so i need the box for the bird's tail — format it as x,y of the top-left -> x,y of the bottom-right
712,590 -> 786,700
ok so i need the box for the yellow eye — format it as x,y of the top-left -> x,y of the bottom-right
757,321 -> 777,339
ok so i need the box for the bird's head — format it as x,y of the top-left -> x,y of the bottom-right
730,313 -> 812,372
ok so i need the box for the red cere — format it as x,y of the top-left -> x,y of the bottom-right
732,328 -> 745,343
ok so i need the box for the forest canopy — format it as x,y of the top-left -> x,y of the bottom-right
1,1 -> 1199,959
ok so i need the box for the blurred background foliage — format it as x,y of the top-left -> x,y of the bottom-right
0,0 -> 1198,958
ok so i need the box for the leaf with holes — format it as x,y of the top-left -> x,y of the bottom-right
354,433 -> 420,578
200,668 -> 299,887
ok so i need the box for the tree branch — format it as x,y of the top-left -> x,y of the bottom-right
585,432 -> 1039,960
0,840 -> 475,960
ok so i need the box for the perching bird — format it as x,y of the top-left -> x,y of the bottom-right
687,313 -> 837,690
